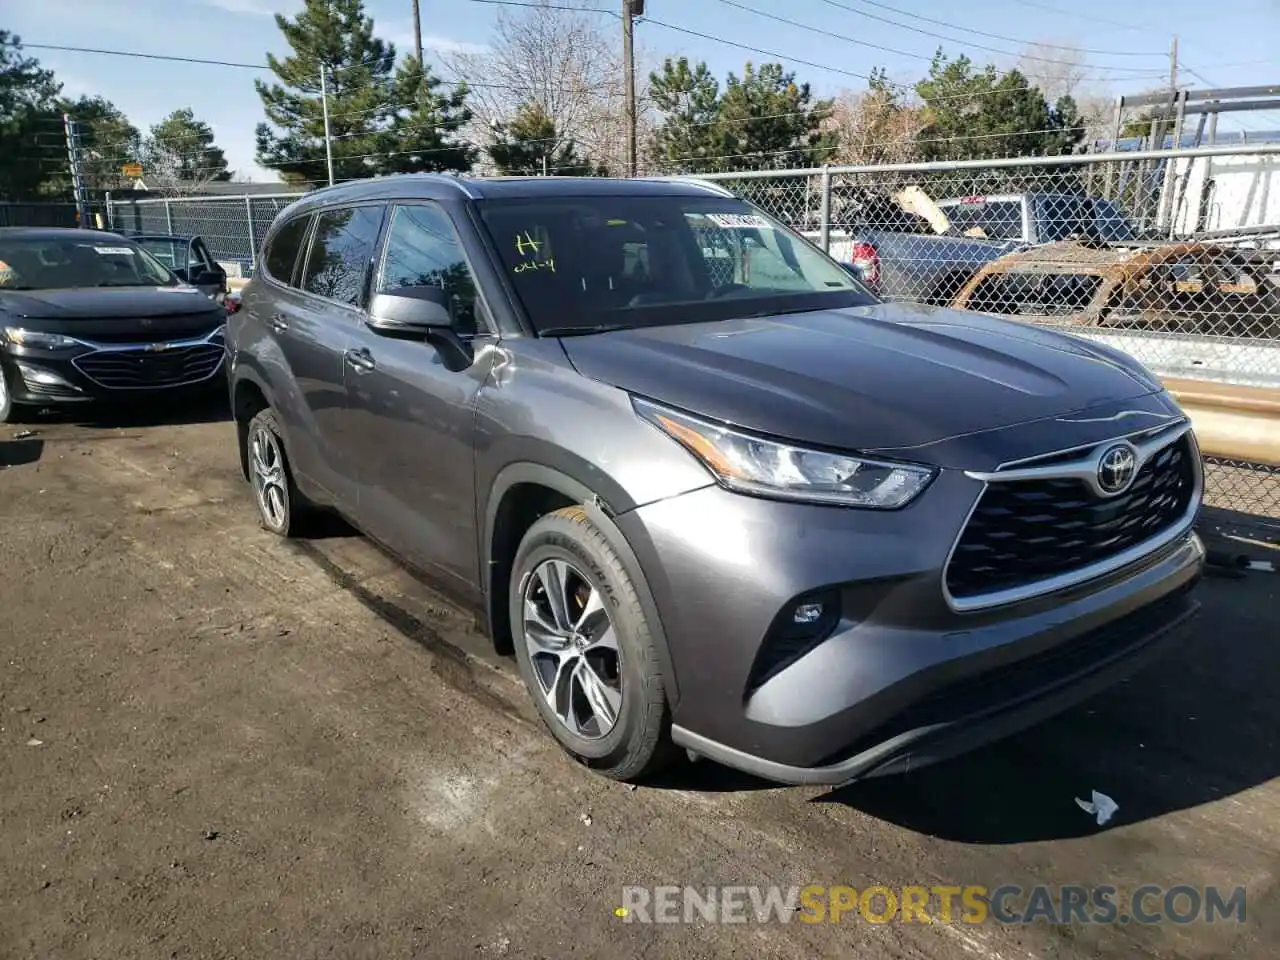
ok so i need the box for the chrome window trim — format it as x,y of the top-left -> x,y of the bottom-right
942,419 -> 1203,614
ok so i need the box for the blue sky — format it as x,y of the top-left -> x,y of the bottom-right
9,0 -> 1279,181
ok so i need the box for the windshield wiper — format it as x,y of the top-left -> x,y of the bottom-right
97,281 -> 149,287
538,323 -> 635,337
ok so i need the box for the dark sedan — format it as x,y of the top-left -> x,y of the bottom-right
0,227 -> 228,422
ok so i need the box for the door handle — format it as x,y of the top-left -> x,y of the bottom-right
344,347 -> 376,374
268,313 -> 289,333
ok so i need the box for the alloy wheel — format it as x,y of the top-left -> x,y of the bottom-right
249,425 -> 289,531
522,558 -> 623,740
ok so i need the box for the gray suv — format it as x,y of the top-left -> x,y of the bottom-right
227,174 -> 1205,786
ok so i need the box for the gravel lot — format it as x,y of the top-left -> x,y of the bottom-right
2,399 -> 1277,959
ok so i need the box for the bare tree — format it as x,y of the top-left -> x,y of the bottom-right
1016,42 -> 1089,103
1015,43 -> 1120,147
824,80 -> 926,165
444,0 -> 650,174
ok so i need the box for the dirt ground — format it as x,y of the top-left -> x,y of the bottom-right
2,399 -> 1277,960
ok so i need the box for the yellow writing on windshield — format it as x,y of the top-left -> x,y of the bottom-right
515,231 -> 541,256
515,258 -> 555,274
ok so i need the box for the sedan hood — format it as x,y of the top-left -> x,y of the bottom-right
0,286 -> 221,320
560,301 -> 1160,453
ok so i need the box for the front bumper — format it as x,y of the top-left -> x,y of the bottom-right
1,330 -> 226,406
615,472 -> 1205,786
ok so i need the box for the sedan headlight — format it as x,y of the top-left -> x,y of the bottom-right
3,327 -> 83,350
634,398 -> 936,509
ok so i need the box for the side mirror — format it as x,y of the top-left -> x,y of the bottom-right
366,287 -> 452,337
192,269 -> 224,287
366,286 -> 474,370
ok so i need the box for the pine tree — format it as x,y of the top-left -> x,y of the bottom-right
255,0 -> 473,187
648,57 -> 723,173
716,62 -> 836,171
60,95 -> 141,195
915,50 -> 1085,161
487,102 -> 602,176
0,33 -> 63,200
649,58 -> 834,174
255,0 -> 397,186
144,108 -> 232,187
379,56 -> 476,175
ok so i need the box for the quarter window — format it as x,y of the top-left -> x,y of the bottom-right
377,203 -> 482,334
302,205 -> 385,307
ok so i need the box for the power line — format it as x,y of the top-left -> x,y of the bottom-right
19,42 -> 269,70
714,0 -> 1168,78
813,0 -> 1167,69
839,0 -> 1163,57
467,0 -> 617,14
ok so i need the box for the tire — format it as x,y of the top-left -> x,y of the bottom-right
0,361 -> 20,425
510,506 -> 676,782
245,408 -> 304,537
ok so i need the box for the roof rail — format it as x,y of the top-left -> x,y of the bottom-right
642,175 -> 736,197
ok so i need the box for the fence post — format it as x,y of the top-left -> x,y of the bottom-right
164,198 -> 174,235
104,192 -> 114,229
819,165 -> 832,253
245,196 -> 257,270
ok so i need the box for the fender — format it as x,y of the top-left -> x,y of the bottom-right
228,361 -> 282,482
483,461 -> 681,708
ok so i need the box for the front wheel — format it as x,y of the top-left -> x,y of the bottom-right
0,361 -> 20,424
510,506 -> 675,782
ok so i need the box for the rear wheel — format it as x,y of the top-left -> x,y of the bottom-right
510,506 -> 675,781
246,408 -> 303,537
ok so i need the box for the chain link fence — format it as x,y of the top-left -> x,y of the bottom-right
105,193 -> 305,272
700,145 -> 1280,527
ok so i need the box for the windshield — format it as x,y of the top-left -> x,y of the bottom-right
0,235 -> 178,291
938,199 -> 1025,241
477,195 -> 873,334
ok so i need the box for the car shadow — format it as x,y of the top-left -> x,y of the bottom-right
0,437 -> 44,468
811,575 -> 1278,843
22,393 -> 232,429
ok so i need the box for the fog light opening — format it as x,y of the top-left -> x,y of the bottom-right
15,362 -> 80,390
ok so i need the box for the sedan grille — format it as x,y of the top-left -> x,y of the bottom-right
73,344 -> 224,390
946,434 -> 1197,602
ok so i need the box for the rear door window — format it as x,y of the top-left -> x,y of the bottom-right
264,215 -> 312,286
301,205 -> 386,307
942,199 -> 1024,241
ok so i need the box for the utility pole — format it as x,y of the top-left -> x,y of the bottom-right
320,65 -> 335,187
1169,34 -> 1178,91
622,0 -> 642,178
412,0 -> 424,66
63,113 -> 89,227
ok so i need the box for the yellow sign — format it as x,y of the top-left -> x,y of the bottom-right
122,162 -> 143,178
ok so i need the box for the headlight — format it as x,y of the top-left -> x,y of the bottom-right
634,398 -> 936,509
3,327 -> 83,350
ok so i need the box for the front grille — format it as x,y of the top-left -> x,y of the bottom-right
946,435 -> 1197,602
74,344 -> 224,390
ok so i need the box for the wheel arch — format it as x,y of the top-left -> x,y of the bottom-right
482,462 -> 681,708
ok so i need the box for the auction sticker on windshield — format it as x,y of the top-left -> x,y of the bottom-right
705,213 -> 771,229
93,246 -> 135,255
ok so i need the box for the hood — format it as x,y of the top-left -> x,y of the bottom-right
559,302 -> 1160,453
0,286 -> 222,321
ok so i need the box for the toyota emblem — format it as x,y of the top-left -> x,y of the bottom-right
1097,444 -> 1138,496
